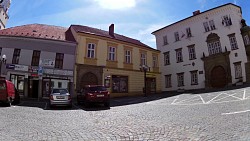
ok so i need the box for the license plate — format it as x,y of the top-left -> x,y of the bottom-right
56,96 -> 64,99
97,95 -> 104,97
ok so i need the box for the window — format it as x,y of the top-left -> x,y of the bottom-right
228,34 -> 238,50
108,47 -> 116,61
12,49 -> 21,64
190,71 -> 198,85
58,82 -> 62,88
175,49 -> 183,63
177,73 -> 184,87
186,27 -> 192,37
203,20 -> 216,32
163,35 -> 168,45
112,75 -> 128,93
222,15 -> 232,26
125,50 -> 131,64
164,52 -> 170,65
31,50 -> 41,66
153,56 -> 158,68
87,43 -> 95,58
0,47 -> 2,56
55,53 -> 64,69
165,75 -> 172,88
207,41 -> 222,55
203,22 -> 210,32
234,62 -> 242,79
244,35 -> 250,45
174,32 -> 180,41
140,53 -> 146,65
188,45 -> 196,60
209,20 -> 216,30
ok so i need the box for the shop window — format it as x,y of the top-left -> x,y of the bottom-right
55,53 -> 64,69
31,50 -> 41,66
12,48 -> 21,64
112,75 -> 128,93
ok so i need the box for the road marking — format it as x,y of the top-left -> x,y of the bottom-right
171,96 -> 179,104
213,93 -> 242,102
243,89 -> 246,100
173,95 -> 201,104
206,93 -> 224,103
222,109 -> 250,115
199,95 -> 205,104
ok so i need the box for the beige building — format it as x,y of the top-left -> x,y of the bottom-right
67,24 -> 161,97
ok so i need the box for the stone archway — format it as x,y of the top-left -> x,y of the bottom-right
80,72 -> 98,88
210,66 -> 227,88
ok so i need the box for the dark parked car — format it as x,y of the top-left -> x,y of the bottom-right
77,85 -> 110,107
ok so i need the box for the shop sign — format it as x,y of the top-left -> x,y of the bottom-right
39,59 -> 55,67
14,65 -> 29,71
54,69 -> 68,75
146,72 -> 156,77
6,64 -> 15,69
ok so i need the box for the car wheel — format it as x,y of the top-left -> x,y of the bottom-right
104,102 -> 110,108
84,101 -> 90,108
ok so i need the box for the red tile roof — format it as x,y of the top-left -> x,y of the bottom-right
71,25 -> 157,51
0,24 -> 69,42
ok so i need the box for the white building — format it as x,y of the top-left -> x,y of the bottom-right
152,3 -> 248,92
0,0 -> 10,29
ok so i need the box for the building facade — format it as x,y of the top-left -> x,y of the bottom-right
152,3 -> 248,92
67,24 -> 161,97
0,0 -> 10,29
0,24 -> 76,98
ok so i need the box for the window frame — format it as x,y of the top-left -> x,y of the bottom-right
175,48 -> 183,63
87,43 -> 96,58
163,35 -> 168,45
188,45 -> 196,60
125,50 -> 132,64
209,20 -> 216,30
55,53 -> 64,69
244,35 -> 250,45
177,73 -> 184,87
207,41 -> 222,55
186,27 -> 192,37
12,48 -> 21,64
228,34 -> 238,50
190,70 -> 198,85
234,62 -> 242,79
164,52 -> 170,66
140,53 -> 147,66
31,50 -> 41,66
165,74 -> 172,88
108,46 -> 116,61
174,32 -> 180,41
152,55 -> 158,68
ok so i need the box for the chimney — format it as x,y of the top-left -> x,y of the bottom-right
109,24 -> 114,37
193,10 -> 200,16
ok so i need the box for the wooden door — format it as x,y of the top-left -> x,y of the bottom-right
210,66 -> 227,88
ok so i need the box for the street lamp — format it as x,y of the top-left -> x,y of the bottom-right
0,54 -> 7,77
140,64 -> 150,97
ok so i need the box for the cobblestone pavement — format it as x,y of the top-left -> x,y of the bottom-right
1,87 -> 250,140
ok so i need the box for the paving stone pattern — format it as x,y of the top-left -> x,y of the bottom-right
1,87 -> 250,140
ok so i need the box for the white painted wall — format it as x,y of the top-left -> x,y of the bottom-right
153,4 -> 247,91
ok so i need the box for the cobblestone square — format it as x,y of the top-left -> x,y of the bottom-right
1,87 -> 250,140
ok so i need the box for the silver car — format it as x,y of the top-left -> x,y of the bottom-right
49,88 -> 72,108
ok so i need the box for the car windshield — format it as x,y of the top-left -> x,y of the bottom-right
89,86 -> 107,92
52,89 -> 68,94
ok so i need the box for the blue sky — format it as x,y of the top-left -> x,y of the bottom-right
6,0 -> 250,48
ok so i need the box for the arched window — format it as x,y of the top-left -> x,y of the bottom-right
206,33 -> 222,55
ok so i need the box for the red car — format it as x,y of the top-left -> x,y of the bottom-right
77,85 -> 110,107
0,79 -> 20,106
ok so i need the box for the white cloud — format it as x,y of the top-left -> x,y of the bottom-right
92,0 -> 136,10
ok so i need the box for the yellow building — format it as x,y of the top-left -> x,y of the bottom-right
67,24 -> 161,98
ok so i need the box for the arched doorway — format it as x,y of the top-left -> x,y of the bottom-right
81,72 -> 98,88
210,66 -> 227,88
